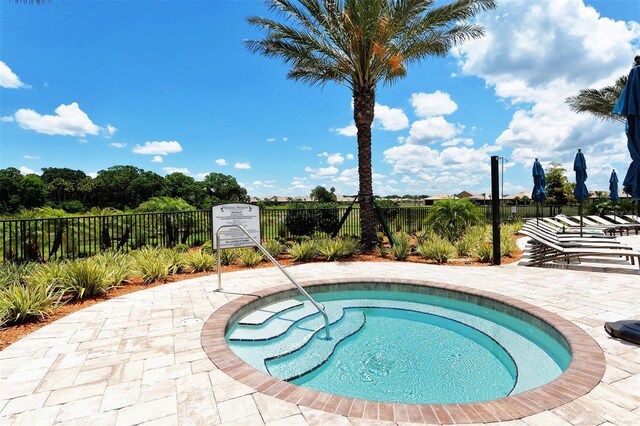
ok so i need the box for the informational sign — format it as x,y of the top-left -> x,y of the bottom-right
212,204 -> 260,249
511,206 -> 517,214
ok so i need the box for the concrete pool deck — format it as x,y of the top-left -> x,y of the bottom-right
1,237 -> 639,425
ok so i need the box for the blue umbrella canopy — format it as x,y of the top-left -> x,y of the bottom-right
531,159 -> 547,202
609,169 -> 619,201
573,149 -> 589,201
613,60 -> 640,200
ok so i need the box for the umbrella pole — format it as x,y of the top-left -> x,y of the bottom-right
579,201 -> 583,237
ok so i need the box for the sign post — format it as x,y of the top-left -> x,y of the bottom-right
212,204 -> 260,249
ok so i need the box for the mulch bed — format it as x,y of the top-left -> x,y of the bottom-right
0,242 -> 522,351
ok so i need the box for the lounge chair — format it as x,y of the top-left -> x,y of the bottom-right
586,216 -> 638,235
605,215 -> 640,234
519,228 -> 640,268
541,217 -> 609,236
570,216 -> 627,236
534,221 -> 614,239
522,222 -> 629,248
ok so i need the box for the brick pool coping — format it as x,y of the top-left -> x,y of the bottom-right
201,278 -> 606,424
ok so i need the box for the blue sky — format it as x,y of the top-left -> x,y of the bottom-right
1,0 -> 639,198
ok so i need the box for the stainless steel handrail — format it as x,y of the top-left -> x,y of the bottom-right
215,224 -> 331,339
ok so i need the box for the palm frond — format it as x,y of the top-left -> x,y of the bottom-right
565,75 -> 627,123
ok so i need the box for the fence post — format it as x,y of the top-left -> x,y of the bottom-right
491,156 -> 501,265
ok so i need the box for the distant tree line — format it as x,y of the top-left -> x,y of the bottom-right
0,165 -> 249,215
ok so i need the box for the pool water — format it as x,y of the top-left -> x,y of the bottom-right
227,289 -> 571,404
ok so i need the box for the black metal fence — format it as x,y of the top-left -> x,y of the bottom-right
0,204 -> 577,262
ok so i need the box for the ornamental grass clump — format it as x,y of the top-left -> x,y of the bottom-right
132,247 -> 177,285
388,232 -> 411,261
61,258 -> 113,298
92,250 -> 132,286
262,240 -> 284,258
29,261 -> 67,293
287,240 -> 317,262
237,248 -> 264,267
455,225 -> 489,257
500,233 -> 518,258
0,262 -> 37,288
0,281 -> 62,326
316,237 -> 360,261
474,241 -> 494,263
181,251 -> 215,273
416,235 -> 456,264
217,248 -> 239,266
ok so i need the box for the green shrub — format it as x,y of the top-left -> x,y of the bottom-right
475,242 -> 493,263
181,251 -> 215,273
135,196 -> 194,212
29,261 -> 67,293
388,232 -> 411,261
62,258 -> 113,298
500,233 -> 517,257
0,262 -> 37,288
92,250 -> 132,286
316,238 -> 360,261
61,200 -> 85,213
287,240 -> 318,262
132,247 -> 178,284
426,199 -> 483,242
416,236 -> 456,264
217,248 -> 239,266
0,281 -> 62,326
284,203 -> 339,236
174,243 -> 189,253
262,240 -> 284,258
200,240 -> 213,255
237,248 -> 264,267
455,226 -> 488,257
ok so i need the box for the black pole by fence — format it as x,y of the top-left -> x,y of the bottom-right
491,156 -> 501,265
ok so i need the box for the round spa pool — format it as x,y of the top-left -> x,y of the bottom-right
202,280 -> 605,422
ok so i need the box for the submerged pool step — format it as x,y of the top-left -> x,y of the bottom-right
238,300 -> 304,326
227,306 -> 347,373
265,310 -> 366,382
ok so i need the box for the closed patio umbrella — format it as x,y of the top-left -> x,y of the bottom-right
573,149 -> 588,237
613,56 -> 640,201
609,169 -> 619,219
605,58 -> 640,346
531,159 -> 547,225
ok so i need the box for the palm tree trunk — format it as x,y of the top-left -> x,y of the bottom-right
354,84 -> 377,248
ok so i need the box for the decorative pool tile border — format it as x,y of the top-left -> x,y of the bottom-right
201,278 -> 606,424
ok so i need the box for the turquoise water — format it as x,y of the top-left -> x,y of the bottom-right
227,289 -> 571,404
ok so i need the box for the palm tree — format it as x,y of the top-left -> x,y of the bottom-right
246,0 -> 496,248
565,75 -> 627,123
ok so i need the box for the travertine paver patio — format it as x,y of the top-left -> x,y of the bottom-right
1,237 -> 639,425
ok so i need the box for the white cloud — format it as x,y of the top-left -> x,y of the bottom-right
305,166 -> 339,178
346,153 -> 354,160
19,166 -> 36,175
78,138 -> 88,144
151,155 -> 164,163
109,142 -> 127,148
194,173 -> 208,181
441,138 -> 475,147
132,140 -> 183,155
15,102 -> 100,136
299,145 -> 312,151
448,0 -> 639,189
327,153 -> 344,166
283,137 -> 288,141
105,124 -> 117,136
234,162 -> 251,169
331,123 -> 358,137
266,138 -> 276,142
163,167 -> 190,174
215,158 -> 227,166
87,172 -> 97,179
0,61 -> 28,89
23,155 -> 40,160
406,117 -> 461,144
253,180 -> 276,188
411,91 -> 458,117
374,103 -> 409,130
1,116 -> 14,122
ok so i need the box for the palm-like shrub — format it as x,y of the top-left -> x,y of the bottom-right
92,250 -> 132,286
427,199 -> 483,242
62,258 -> 113,298
500,233 -> 518,258
474,242 -> 493,263
135,197 -> 194,212
0,281 -> 62,326
29,261 -> 67,293
0,262 -> 37,288
388,232 -> 411,261
217,248 -> 239,266
238,248 -> 264,267
132,247 -> 180,284
416,236 -> 456,264
317,238 -> 361,261
262,240 -> 284,258
455,225 -> 489,257
181,251 -> 215,273
287,240 -> 318,262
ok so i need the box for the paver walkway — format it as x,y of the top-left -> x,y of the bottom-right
1,237 -> 639,425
